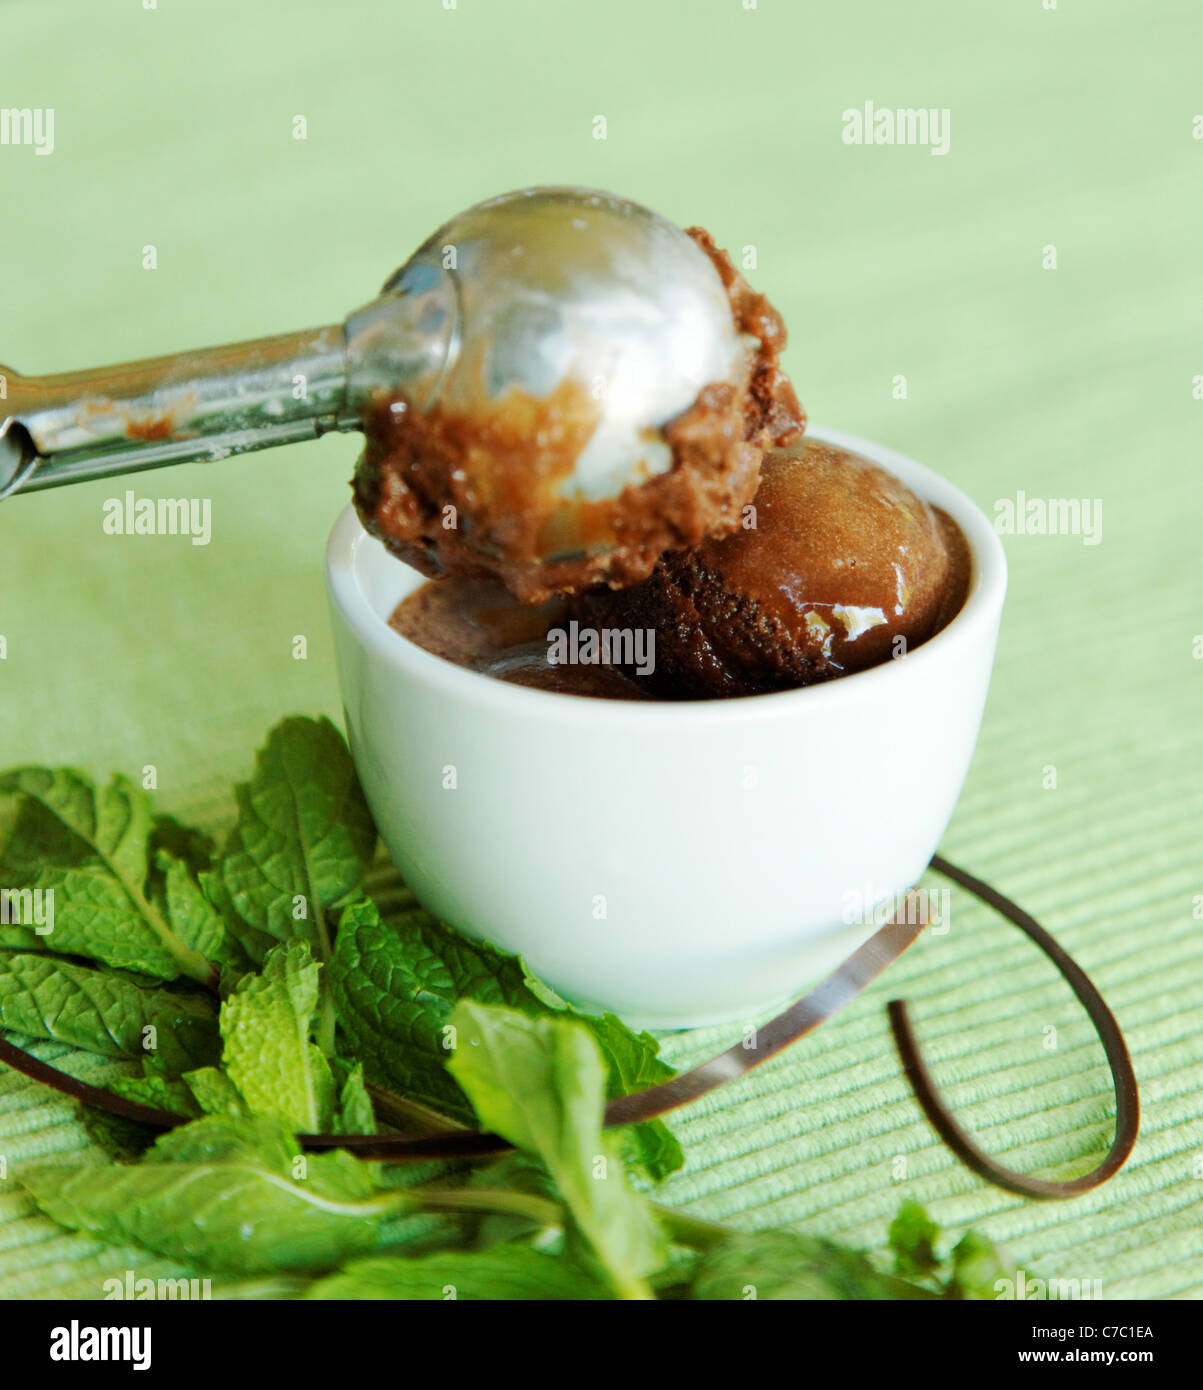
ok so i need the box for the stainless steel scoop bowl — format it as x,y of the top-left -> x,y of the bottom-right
0,187 -> 747,557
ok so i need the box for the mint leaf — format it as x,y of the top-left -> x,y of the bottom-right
885,1202 -> 1019,1299
306,1246 -> 611,1300
0,769 -> 216,983
619,1118 -> 683,1184
447,1001 -> 665,1300
0,952 -> 218,1074
220,941 -> 333,1131
947,1229 -> 1015,1300
328,900 -> 507,1115
690,1230 -> 939,1301
78,1105 -> 158,1163
329,899 -> 681,1175
888,1198 -> 941,1279
330,1059 -> 375,1135
20,1115 -> 394,1274
511,973 -> 682,1175
148,1112 -> 292,1164
184,1066 -> 249,1118
582,1013 -> 683,1180
109,1064 -> 201,1118
0,767 -> 149,883
218,718 -> 375,964
149,815 -> 215,876
156,851 -> 248,976
200,871 -> 276,982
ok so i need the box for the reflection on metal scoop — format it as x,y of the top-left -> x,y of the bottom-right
0,187 -> 747,552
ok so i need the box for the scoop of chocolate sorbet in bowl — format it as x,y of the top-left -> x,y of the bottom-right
577,437 -> 968,698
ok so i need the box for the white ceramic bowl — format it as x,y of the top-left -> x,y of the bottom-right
326,425 -> 1006,1029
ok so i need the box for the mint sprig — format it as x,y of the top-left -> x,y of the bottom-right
448,1000 -> 666,1300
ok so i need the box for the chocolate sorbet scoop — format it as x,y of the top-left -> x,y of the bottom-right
353,192 -> 804,601
577,439 -> 967,698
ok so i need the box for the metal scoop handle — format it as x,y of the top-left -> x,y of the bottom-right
0,326 -> 353,498
0,254 -> 456,501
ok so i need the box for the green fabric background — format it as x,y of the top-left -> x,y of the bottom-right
1,0 -> 1201,1298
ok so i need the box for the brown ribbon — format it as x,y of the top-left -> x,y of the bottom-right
889,855 -> 1139,1199
0,855 -> 1139,1195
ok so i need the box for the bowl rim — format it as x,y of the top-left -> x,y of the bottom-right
325,423 -> 1007,726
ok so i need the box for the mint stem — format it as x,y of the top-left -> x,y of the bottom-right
652,1206 -> 732,1251
365,1083 -> 469,1135
315,993 -> 336,1057
405,1187 -> 655,1300
407,1186 -> 562,1227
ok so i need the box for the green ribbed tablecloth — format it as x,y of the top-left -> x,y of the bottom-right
1,0 -> 1201,1299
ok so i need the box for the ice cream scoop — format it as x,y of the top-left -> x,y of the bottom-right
2,188 -> 797,593
352,212 -> 803,600
576,438 -> 967,698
